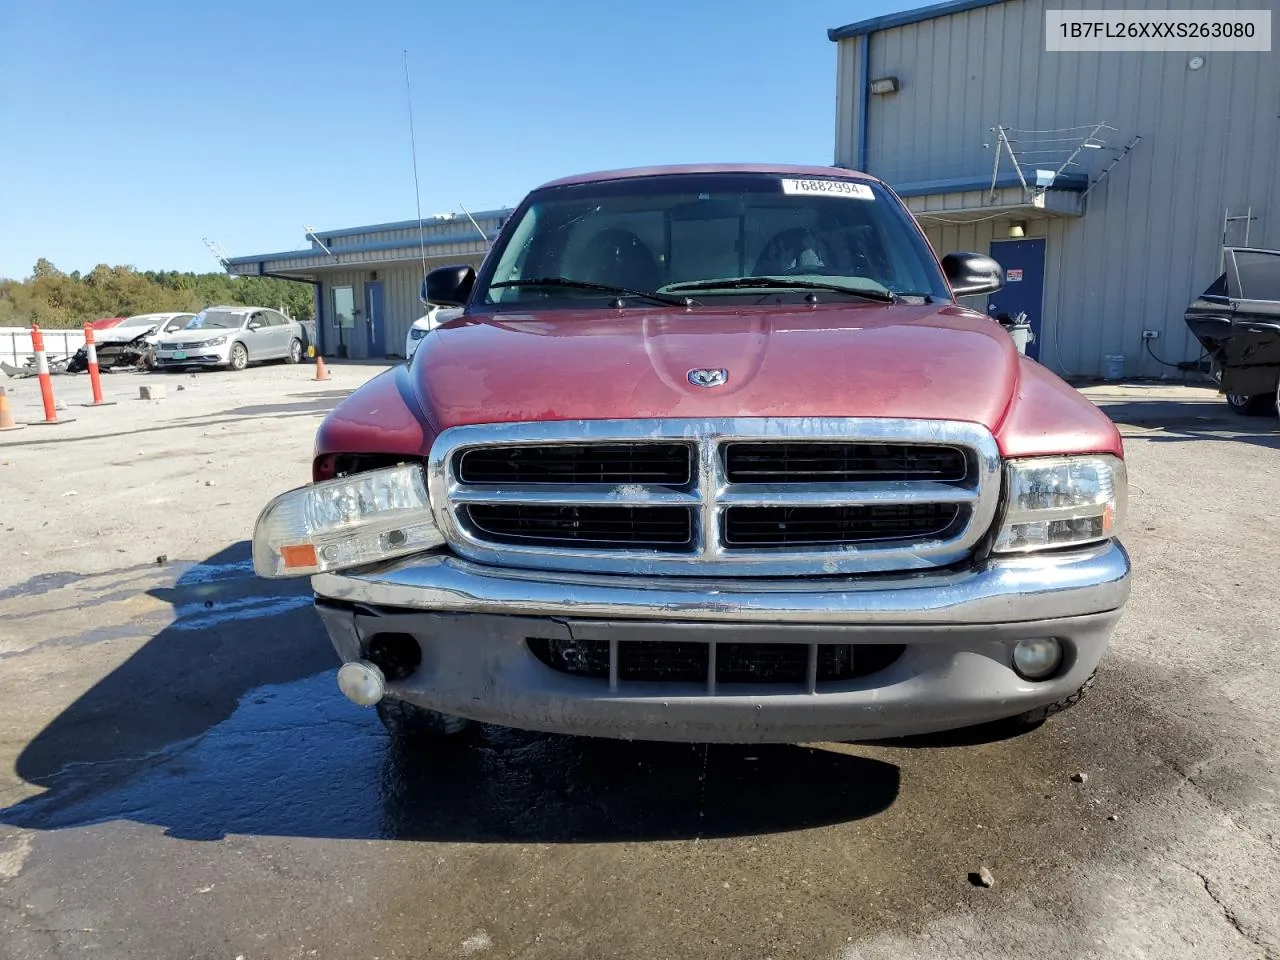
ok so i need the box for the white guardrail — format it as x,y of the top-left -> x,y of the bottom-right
0,327 -> 85,367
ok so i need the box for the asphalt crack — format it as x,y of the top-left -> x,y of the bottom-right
1172,859 -> 1276,957
1165,754 -> 1278,852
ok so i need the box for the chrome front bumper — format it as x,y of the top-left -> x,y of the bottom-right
311,541 -> 1130,742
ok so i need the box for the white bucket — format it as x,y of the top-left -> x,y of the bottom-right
1102,355 -> 1126,381
1007,323 -> 1032,355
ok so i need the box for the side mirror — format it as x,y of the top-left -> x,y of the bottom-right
425,265 -> 476,307
247,320 -> 263,331
941,252 -> 1004,297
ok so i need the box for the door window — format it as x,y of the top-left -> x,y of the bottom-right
1228,250 -> 1280,302
333,286 -> 356,328
1201,273 -> 1229,299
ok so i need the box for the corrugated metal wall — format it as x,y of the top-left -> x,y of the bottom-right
835,0 -> 1280,376
834,35 -> 865,170
314,266 -> 431,359
270,240 -> 490,273
315,256 -> 487,359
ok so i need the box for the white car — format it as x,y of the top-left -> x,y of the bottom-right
406,306 -> 464,359
68,312 -> 197,372
96,312 -> 195,346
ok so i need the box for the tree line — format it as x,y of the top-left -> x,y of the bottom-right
0,259 -> 315,329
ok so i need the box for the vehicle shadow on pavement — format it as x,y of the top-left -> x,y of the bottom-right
0,409 -> 331,449
1095,399 -> 1280,449
4,542 -> 333,807
1,543 -> 900,843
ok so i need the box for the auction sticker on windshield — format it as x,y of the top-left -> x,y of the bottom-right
780,178 -> 874,200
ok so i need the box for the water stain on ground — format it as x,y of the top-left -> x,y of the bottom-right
2,537 -> 1274,957
0,565 -> 155,603
4,657 -> 1239,960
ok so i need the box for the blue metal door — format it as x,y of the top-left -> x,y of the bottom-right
987,239 -> 1047,360
364,282 -> 385,357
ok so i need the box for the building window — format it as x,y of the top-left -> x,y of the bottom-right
333,285 -> 356,329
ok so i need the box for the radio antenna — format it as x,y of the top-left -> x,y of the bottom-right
459,203 -> 489,244
404,49 -> 429,285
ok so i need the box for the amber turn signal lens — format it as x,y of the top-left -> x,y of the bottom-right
280,544 -> 319,569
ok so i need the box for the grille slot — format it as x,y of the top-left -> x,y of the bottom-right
457,443 -> 692,485
526,637 -> 905,687
723,503 -> 961,547
464,504 -> 693,549
724,442 -> 968,483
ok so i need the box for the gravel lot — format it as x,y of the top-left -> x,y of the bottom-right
0,365 -> 1277,960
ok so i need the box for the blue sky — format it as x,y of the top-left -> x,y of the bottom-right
0,0 -> 911,279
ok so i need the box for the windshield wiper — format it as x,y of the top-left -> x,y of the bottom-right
664,276 -> 899,302
489,277 -> 694,307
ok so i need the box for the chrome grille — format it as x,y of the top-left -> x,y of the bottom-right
428,418 -> 1001,577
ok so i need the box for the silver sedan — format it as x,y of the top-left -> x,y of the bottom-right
154,306 -> 305,371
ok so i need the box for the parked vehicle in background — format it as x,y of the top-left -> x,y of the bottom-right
97,312 -> 195,346
87,316 -> 128,332
253,163 -> 1131,750
1185,247 -> 1280,416
154,306 -> 304,371
68,312 -> 195,372
405,306 -> 464,359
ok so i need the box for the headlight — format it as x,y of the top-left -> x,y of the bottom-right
252,463 -> 444,578
202,336 -> 228,347
410,329 -> 428,340
993,455 -> 1126,553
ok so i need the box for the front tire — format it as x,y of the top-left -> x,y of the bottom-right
1225,392 -> 1276,416
286,338 -> 303,364
375,697 -> 473,742
228,342 -> 249,372
1012,671 -> 1096,727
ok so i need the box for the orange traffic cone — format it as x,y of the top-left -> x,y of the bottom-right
0,386 -> 24,431
314,356 -> 330,381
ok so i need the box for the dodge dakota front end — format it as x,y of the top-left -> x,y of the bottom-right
253,164 -> 1130,744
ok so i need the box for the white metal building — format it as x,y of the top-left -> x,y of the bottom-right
830,0 -> 1278,377
227,210 -> 510,359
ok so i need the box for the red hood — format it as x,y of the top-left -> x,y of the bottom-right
414,303 -> 1020,431
314,303 -> 1124,475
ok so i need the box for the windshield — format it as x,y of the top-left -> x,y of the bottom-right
184,309 -> 243,330
475,173 -> 950,308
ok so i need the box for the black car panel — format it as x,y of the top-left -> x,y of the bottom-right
1185,248 -> 1280,399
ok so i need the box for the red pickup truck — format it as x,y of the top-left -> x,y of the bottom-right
253,164 -> 1130,745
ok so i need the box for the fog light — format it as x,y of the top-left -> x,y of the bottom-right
337,660 -> 386,706
1012,638 -> 1063,680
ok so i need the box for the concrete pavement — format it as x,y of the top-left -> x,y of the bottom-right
0,368 -> 1276,960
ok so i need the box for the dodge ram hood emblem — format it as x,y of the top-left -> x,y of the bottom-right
687,368 -> 729,388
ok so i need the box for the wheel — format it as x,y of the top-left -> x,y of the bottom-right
228,342 -> 249,371
285,338 -> 303,364
375,697 -> 473,741
1225,392 -> 1276,416
1013,671 -> 1096,727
